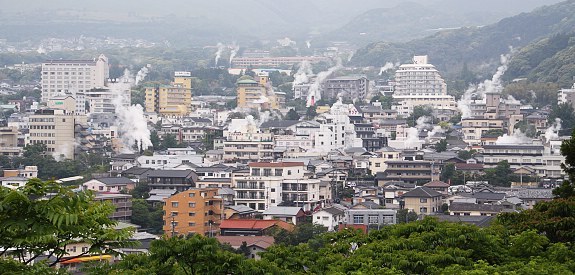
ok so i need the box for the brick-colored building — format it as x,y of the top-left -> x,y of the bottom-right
163,188 -> 222,237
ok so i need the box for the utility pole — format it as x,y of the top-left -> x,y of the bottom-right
171,214 -> 176,237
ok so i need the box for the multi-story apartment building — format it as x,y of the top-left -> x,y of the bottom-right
223,132 -> 274,164
483,143 -> 565,180
236,73 -> 283,110
558,83 -> 575,109
323,75 -> 369,101
162,188 -> 222,237
401,186 -> 443,215
94,193 -> 132,221
392,55 -> 456,118
232,162 -> 312,212
145,72 -> 192,116
394,55 -> 447,96
86,79 -> 131,114
27,109 -> 76,159
376,160 -> 439,185
41,54 -> 109,102
462,118 -> 505,145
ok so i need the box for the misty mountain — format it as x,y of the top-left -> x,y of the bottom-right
350,0 -> 575,79
0,0 -> 563,46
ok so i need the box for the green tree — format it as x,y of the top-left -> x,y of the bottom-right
435,139 -> 448,152
406,105 -> 433,126
549,103 -> 575,135
396,209 -> 418,223
482,160 -> 515,187
440,163 -> 455,183
306,105 -> 317,119
0,179 -> 135,266
457,149 -> 477,160
286,108 -> 300,120
370,95 -> 394,109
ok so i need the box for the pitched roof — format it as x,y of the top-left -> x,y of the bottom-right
449,203 -> 505,213
424,181 -> 450,188
262,206 -> 304,216
470,191 -> 506,200
93,177 -> 134,185
402,186 -> 442,198
317,207 -> 345,216
219,219 -> 294,231
147,170 -> 195,178
248,162 -> 304,168
434,215 -> 495,227
455,163 -> 484,170
215,236 -> 275,249
227,205 -> 257,214
122,167 -> 152,175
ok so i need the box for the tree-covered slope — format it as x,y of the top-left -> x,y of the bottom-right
350,0 -> 575,78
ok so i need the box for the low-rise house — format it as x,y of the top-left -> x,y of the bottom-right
449,202 -> 507,216
146,189 -> 177,205
469,189 -> 506,204
215,235 -> 275,260
382,181 -> 416,208
224,205 -> 258,219
120,167 -> 153,182
219,219 -> 294,236
401,186 -> 443,215
262,206 -> 306,225
0,176 -> 28,189
83,177 -> 135,193
507,188 -> 553,209
313,207 -> 345,231
423,180 -> 450,195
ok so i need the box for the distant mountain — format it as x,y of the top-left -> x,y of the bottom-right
504,33 -> 575,87
350,0 -> 575,78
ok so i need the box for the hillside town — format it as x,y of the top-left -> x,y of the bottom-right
2,0 -> 575,273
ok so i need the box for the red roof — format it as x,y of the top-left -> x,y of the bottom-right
220,219 -> 294,231
248,162 -> 304,168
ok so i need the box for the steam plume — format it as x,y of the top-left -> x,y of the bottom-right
495,129 -> 531,145
229,43 -> 240,67
378,62 -> 395,76
306,59 -> 343,107
293,61 -> 313,85
135,66 -> 149,85
214,42 -> 225,66
544,118 -> 562,143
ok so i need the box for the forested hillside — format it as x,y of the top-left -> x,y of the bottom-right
350,0 -> 575,78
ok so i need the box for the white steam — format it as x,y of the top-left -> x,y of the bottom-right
134,66 -> 149,86
112,69 -> 152,153
458,51 -> 512,118
229,43 -> 240,66
378,62 -> 396,76
277,37 -> 296,47
214,42 -> 225,66
306,59 -> 343,107
305,40 -> 311,49
495,129 -> 531,145
293,61 -> 313,85
404,116 -> 430,149
544,118 -> 562,143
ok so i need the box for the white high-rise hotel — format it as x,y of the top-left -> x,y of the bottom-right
41,54 -> 109,108
392,55 -> 457,119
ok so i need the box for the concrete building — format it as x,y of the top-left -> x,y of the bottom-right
94,193 -> 132,221
0,126 -> 18,148
345,208 -> 396,227
145,72 -> 192,116
231,56 -> 328,69
162,188 -> 222,237
394,55 -> 447,96
27,109 -> 76,160
236,74 -> 282,110
313,207 -> 345,231
41,54 -> 109,102
376,160 -> 439,185
323,75 -> 369,102
558,83 -> 575,109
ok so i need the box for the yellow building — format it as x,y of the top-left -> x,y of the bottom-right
236,74 -> 282,110
145,71 -> 192,116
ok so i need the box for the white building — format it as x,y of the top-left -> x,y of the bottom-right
41,54 -> 109,102
314,100 -> 362,151
313,207 -> 345,231
26,109 -> 76,160
137,154 -> 203,169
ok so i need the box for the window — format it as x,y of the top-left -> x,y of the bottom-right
368,215 -> 379,224
420,198 -> 427,203
188,222 -> 196,226
171,202 -> 179,208
375,163 -> 381,168
353,215 -> 364,224
420,207 -> 428,213
270,188 -> 275,192
287,170 -> 292,175
189,192 -> 195,197
188,212 -> 195,217
275,169 -> 282,176
171,211 -> 178,216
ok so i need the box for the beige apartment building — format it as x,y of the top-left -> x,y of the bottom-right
163,188 -> 222,237
145,72 -> 192,116
27,109 -> 76,159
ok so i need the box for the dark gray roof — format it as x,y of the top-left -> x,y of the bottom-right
402,186 -> 442,198
260,120 -> 300,129
508,188 -> 553,199
434,215 -> 495,227
122,167 -> 152,175
449,203 -> 505,212
483,145 -> 544,150
320,207 -> 345,216
94,177 -> 134,185
147,170 -> 195,178
470,191 -> 506,201
227,205 -> 257,214
195,165 -> 234,173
